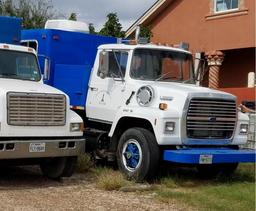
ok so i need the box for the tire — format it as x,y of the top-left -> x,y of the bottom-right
40,157 -> 67,179
61,156 -> 78,177
117,127 -> 160,182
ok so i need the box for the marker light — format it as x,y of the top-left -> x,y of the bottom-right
159,103 -> 168,110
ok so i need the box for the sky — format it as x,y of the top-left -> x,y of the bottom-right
51,0 -> 157,31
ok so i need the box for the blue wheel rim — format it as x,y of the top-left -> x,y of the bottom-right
122,139 -> 142,172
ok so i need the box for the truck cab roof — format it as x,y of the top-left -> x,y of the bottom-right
98,43 -> 191,54
0,43 -> 36,55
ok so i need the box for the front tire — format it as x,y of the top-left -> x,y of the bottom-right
40,157 -> 67,179
117,128 -> 159,182
61,156 -> 78,177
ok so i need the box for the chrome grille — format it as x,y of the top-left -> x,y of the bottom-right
186,98 -> 237,139
7,92 -> 66,126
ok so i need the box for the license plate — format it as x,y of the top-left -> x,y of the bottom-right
29,143 -> 46,153
199,154 -> 213,164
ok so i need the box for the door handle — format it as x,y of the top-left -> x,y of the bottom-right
90,87 -> 98,91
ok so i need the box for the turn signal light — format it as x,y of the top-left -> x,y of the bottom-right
159,103 -> 168,110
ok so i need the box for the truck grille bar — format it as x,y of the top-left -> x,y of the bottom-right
186,98 -> 237,139
7,92 -> 66,126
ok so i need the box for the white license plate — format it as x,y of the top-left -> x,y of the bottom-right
29,143 -> 46,153
199,154 -> 213,164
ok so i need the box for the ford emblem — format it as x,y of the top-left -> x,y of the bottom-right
209,117 -> 217,122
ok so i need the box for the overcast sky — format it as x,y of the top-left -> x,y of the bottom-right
51,0 -> 157,31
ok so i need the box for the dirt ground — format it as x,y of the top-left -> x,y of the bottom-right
0,166 -> 186,211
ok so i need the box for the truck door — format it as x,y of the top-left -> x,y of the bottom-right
86,50 -> 128,123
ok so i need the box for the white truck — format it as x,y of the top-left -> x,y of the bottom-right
0,43 -> 85,179
83,42 -> 254,181
21,22 -> 255,182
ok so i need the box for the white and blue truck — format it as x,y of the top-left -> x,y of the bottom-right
0,17 -> 85,179
22,20 -> 255,181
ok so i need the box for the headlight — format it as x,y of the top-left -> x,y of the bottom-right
239,124 -> 248,135
165,122 -> 175,133
70,123 -> 84,132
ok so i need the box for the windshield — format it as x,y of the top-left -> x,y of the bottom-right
0,49 -> 41,81
130,49 -> 195,84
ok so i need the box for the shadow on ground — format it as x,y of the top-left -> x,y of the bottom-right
0,165 -> 90,190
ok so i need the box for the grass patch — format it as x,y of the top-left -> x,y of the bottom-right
76,153 -> 94,173
94,168 -> 132,191
77,157 -> 255,210
155,164 -> 256,211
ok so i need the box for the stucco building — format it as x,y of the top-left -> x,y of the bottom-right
126,0 -> 255,105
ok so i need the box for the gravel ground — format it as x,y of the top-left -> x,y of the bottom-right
0,166 -> 188,211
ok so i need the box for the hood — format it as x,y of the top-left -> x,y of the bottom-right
151,82 -> 236,100
0,78 -> 65,95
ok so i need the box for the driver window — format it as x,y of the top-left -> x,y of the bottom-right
98,51 -> 128,78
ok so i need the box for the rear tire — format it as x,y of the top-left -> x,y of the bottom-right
40,157 -> 67,179
117,128 -> 159,182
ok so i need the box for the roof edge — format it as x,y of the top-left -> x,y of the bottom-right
125,0 -> 170,38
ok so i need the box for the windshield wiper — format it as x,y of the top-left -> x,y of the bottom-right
182,78 -> 194,84
155,71 -> 180,81
155,71 -> 172,81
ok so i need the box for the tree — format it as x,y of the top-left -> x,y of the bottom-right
0,0 -> 55,29
89,23 -> 96,34
140,26 -> 153,41
68,12 -> 77,21
99,13 -> 125,38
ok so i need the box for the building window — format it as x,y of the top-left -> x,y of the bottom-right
215,0 -> 239,13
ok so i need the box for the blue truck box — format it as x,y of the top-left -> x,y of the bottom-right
0,16 -> 22,44
21,29 -> 117,109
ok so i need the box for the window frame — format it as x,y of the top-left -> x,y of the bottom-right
214,0 -> 239,13
0,49 -> 41,82
97,50 -> 128,80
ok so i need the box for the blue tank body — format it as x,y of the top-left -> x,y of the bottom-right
21,29 -> 117,108
0,16 -> 22,44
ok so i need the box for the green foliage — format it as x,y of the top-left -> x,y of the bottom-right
89,23 -> 96,34
95,167 -> 130,191
155,164 -> 256,211
99,13 -> 125,38
76,154 -> 94,173
0,0 -> 55,29
68,12 -> 77,21
140,26 -> 153,40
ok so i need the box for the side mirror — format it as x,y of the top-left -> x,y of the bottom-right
99,51 -> 109,79
194,58 -> 206,82
43,57 -> 50,80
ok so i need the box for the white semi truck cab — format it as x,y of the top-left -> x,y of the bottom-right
0,43 -> 85,179
84,43 -> 254,181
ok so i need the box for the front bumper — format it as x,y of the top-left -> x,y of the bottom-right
0,138 -> 85,159
163,148 -> 256,164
